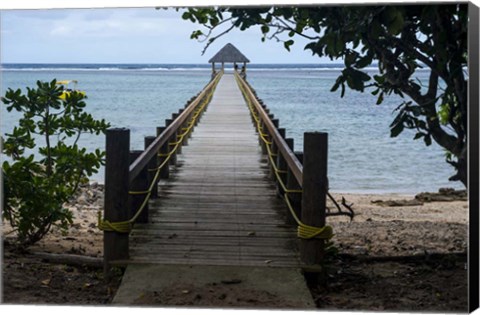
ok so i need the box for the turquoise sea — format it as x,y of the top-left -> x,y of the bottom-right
0,63 -> 463,194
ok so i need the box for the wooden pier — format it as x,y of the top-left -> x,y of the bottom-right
100,68 -> 332,275
129,73 -> 299,267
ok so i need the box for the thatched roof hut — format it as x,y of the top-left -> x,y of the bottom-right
209,43 -> 249,78
208,43 -> 250,63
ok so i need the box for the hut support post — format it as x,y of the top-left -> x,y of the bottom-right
300,132 -> 328,265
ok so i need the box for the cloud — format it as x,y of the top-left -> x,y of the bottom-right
50,25 -> 71,35
4,9 -> 70,20
44,8 -> 185,38
1,7 -> 323,63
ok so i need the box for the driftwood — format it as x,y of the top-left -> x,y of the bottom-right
30,251 -> 103,268
371,188 -> 467,207
415,188 -> 467,202
326,194 -> 355,220
371,199 -> 424,207
338,251 -> 467,263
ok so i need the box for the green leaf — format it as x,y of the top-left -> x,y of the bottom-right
181,11 -> 191,20
390,122 -> 404,137
284,40 -> 294,52
330,76 -> 344,93
345,51 -> 358,67
373,75 -> 385,84
355,54 -> 373,68
343,68 -> 371,92
388,12 -> 404,35
413,132 -> 425,140
376,92 -> 384,105
424,134 -> 432,146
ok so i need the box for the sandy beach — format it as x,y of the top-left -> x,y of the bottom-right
2,183 -> 469,310
3,183 -> 467,259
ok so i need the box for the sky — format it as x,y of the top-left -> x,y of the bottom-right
1,0 -> 477,64
0,7 -> 332,64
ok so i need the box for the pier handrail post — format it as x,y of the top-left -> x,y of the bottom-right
275,128 -> 287,197
129,150 -> 149,223
178,109 -> 189,146
269,118 -> 280,181
259,120 -> 268,154
300,132 -> 328,265
104,128 -> 130,274
157,126 -> 170,179
144,136 -> 158,198
166,118 -> 177,165
172,113 -> 182,154
286,147 -> 302,225
129,150 -> 148,223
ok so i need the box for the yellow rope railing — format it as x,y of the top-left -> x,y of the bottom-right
234,72 -> 333,240
98,73 -> 222,233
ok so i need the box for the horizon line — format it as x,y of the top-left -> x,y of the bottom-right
1,62 -> 346,65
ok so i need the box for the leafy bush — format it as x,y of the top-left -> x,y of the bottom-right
2,80 -> 110,247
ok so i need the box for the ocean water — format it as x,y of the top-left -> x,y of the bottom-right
0,64 -> 463,194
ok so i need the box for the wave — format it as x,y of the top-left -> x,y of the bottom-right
2,67 -> 210,72
2,67 -> 97,72
248,67 -> 368,71
2,67 -> 362,72
2,65 -> 431,72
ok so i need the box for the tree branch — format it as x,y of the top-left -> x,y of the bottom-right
200,23 -> 236,55
273,16 -> 321,40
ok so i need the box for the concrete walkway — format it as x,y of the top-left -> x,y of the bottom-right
113,264 -> 315,308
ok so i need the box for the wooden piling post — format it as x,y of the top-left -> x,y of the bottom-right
269,121 -> 279,181
172,113 -> 182,154
165,119 -> 177,165
271,118 -> 279,128
259,120 -> 268,154
129,150 -> 149,223
104,128 -> 130,273
144,136 -> 158,199
285,141 -> 302,225
249,108 -> 258,126
300,132 -> 328,265
178,109 -> 190,145
270,142 -> 278,181
194,103 -> 201,126
275,133 -> 288,198
157,126 -> 170,179
197,96 -> 207,121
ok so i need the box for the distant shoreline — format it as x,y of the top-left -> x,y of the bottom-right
1,62 -> 388,72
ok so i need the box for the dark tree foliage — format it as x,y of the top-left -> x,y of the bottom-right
180,4 -> 468,187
